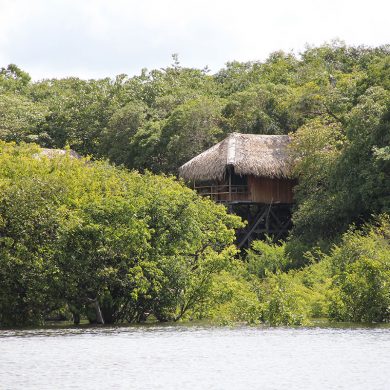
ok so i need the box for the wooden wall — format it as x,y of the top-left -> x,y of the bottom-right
196,175 -> 295,203
247,175 -> 295,204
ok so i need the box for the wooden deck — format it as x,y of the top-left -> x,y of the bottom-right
194,184 -> 250,202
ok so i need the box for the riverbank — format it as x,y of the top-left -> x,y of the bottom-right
2,318 -> 390,331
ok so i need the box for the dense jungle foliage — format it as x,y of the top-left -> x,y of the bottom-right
0,143 -> 243,326
0,41 -> 389,326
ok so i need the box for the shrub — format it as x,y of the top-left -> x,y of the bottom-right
328,216 -> 390,322
246,238 -> 292,278
259,273 -> 309,326
0,142 -> 243,326
204,267 -> 262,325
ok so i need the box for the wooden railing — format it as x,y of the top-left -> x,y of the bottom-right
194,184 -> 249,201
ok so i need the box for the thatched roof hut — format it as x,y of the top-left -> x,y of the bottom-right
179,133 -> 292,182
39,148 -> 81,159
179,133 -> 295,245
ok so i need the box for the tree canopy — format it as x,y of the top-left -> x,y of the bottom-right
1,43 -> 389,252
0,42 -> 389,326
0,142 -> 242,326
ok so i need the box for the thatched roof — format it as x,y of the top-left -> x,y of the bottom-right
179,133 -> 293,181
38,148 -> 81,159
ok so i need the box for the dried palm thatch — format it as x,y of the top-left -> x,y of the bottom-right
179,133 -> 293,181
38,148 -> 81,159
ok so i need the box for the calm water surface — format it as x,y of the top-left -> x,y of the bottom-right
1,324 -> 389,389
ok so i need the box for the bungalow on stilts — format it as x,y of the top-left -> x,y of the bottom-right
179,133 -> 295,248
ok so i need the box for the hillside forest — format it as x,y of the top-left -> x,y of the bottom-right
0,41 -> 389,326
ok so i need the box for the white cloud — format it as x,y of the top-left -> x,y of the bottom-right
0,0 -> 388,79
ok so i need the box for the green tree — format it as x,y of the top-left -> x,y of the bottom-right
158,96 -> 224,172
223,84 -> 299,135
328,217 -> 390,322
33,77 -> 119,155
0,93 -> 48,143
0,64 -> 31,93
99,101 -> 148,167
0,142 -> 242,326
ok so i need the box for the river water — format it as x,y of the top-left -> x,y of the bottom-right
1,324 -> 389,389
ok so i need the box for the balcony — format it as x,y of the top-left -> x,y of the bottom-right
194,184 -> 250,203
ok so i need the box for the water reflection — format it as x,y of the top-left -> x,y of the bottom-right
1,324 -> 390,389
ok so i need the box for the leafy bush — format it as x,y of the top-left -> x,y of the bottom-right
259,273 -> 309,326
204,266 -> 262,325
0,142 -> 243,326
328,216 -> 390,322
246,240 -> 331,324
246,239 -> 292,278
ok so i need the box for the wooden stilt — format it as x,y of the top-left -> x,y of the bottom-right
237,205 -> 268,248
274,219 -> 292,241
234,203 -> 292,247
228,168 -> 232,202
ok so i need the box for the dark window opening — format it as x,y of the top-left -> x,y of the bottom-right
231,173 -> 247,186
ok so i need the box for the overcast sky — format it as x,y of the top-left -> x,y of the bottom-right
0,0 -> 389,80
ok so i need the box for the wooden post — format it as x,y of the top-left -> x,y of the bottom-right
265,200 -> 273,235
237,205 -> 268,248
228,167 -> 232,202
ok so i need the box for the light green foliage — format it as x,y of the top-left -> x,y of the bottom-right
246,242 -> 329,325
0,43 -> 389,326
256,217 -> 390,325
245,219 -> 382,325
0,143 -> 65,325
255,217 -> 390,325
276,256 -> 332,320
0,94 -> 47,142
327,216 -> 390,322
202,265 -> 262,325
222,84 -> 298,135
246,239 -> 292,278
245,239 -> 330,322
259,273 -> 309,326
374,146 -> 390,161
294,258 -> 331,318
0,64 -> 31,93
159,96 -> 224,171
0,142 -> 242,326
33,77 -> 119,155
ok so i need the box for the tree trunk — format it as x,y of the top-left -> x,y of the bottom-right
73,312 -> 80,325
93,299 -> 105,325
